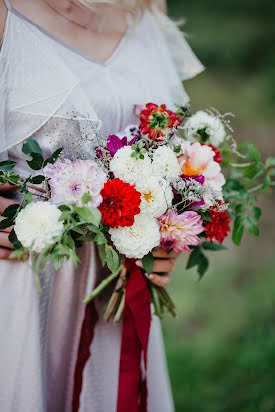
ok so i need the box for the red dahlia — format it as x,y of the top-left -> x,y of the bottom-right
205,202 -> 230,244
201,143 -> 223,163
140,103 -> 180,140
98,178 -> 141,228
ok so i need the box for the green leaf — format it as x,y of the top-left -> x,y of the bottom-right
243,164 -> 265,180
265,157 -> 275,168
142,252 -> 154,275
97,244 -> 107,266
8,229 -> 22,249
0,218 -> 13,230
26,153 -> 44,170
0,160 -> 17,171
247,143 -> 261,163
232,216 -> 244,246
44,147 -> 63,165
105,244 -> 119,273
244,216 -> 260,236
2,204 -> 20,218
22,138 -> 43,157
30,175 -> 45,184
81,193 -> 92,205
94,231 -> 107,245
24,191 -> 33,204
186,247 -> 202,270
197,252 -> 209,278
75,206 -> 101,227
87,224 -> 99,234
202,241 -> 227,251
234,204 -> 247,214
250,205 -> 262,220
62,234 -> 75,249
58,205 -> 71,212
53,255 -> 65,271
71,226 -> 85,235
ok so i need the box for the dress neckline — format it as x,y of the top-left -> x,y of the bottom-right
7,4 -> 132,67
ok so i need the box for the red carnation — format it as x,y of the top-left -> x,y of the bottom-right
140,103 -> 180,140
205,202 -> 230,244
98,178 -> 141,228
201,143 -> 223,163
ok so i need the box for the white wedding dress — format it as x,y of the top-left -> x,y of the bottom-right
0,1 -> 204,411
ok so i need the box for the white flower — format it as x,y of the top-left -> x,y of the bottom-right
184,110 -> 226,147
14,202 -> 64,253
44,158 -> 107,207
110,146 -> 152,185
135,177 -> 173,218
109,214 -> 160,259
152,146 -> 180,179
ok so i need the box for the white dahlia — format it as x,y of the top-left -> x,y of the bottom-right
14,202 -> 64,253
135,178 -> 173,218
109,146 -> 152,185
152,146 -> 180,179
109,214 -> 160,259
184,110 -> 226,147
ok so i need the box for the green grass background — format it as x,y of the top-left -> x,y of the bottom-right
164,1 -> 275,410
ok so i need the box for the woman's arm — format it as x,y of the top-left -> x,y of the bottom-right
156,0 -> 167,14
0,1 -> 8,43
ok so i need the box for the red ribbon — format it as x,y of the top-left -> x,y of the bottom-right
116,261 -> 151,412
72,301 -> 98,412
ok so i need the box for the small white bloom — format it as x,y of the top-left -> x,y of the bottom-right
109,214 -> 160,259
135,178 -> 173,218
14,202 -> 64,253
184,110 -> 226,147
110,146 -> 152,185
152,146 -> 180,179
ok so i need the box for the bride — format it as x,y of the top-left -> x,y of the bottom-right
0,0 -> 203,410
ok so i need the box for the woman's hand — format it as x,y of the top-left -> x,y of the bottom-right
136,248 -> 180,287
0,183 -> 19,260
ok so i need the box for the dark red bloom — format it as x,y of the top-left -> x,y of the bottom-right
98,178 -> 141,228
205,202 -> 230,244
201,143 -> 223,164
140,103 -> 180,140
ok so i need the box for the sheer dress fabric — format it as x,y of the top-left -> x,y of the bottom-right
0,2 -> 204,411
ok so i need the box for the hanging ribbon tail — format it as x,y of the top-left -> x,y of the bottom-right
72,301 -> 99,412
117,262 -> 151,412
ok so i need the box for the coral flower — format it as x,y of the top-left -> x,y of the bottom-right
158,210 -> 205,253
205,202 -> 230,244
140,103 -> 180,140
179,141 -> 225,206
98,178 -> 141,228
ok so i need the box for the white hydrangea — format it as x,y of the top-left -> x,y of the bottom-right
110,146 -> 153,185
184,110 -> 226,147
14,202 -> 64,253
152,146 -> 180,179
109,214 -> 160,259
135,178 -> 173,218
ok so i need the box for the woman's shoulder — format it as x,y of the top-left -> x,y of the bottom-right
0,1 -> 8,43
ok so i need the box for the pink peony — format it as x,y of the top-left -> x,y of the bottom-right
158,210 -> 205,253
178,142 -> 225,206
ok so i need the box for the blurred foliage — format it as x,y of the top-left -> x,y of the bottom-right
164,1 -> 275,411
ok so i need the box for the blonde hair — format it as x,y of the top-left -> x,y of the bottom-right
72,0 -> 159,15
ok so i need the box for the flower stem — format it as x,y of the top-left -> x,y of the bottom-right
103,266 -> 127,322
83,264 -> 123,304
113,290 -> 125,325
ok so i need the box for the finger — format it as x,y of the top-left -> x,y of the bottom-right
136,258 -> 176,273
0,183 -> 18,192
144,272 -> 171,287
0,196 -> 19,214
0,247 -> 16,260
0,217 -> 13,233
0,232 -> 14,249
153,248 -> 179,259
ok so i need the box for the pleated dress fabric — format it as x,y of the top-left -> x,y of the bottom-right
0,2 -> 204,411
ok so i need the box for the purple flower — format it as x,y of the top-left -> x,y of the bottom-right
106,134 -> 137,156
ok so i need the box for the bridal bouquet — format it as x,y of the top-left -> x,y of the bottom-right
0,102 -> 274,321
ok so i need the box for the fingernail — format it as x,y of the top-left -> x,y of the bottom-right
135,260 -> 143,268
144,272 -> 154,280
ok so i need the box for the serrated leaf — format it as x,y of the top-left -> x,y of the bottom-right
26,153 -> 44,170
0,160 -> 17,171
202,241 -> 227,251
22,138 -> 43,156
105,244 -> 119,273
8,229 -> 22,249
244,216 -> 260,236
2,204 -> 20,218
250,205 -> 261,220
75,206 -> 101,226
142,252 -> 154,275
232,216 -> 244,246
248,143 -> 261,163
